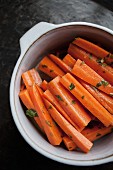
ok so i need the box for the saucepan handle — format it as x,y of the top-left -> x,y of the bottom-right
20,22 -> 57,54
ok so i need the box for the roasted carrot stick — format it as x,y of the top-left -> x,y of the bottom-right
22,68 -> 42,91
19,89 -> 34,110
63,54 -> 76,68
68,44 -> 113,85
38,56 -> 65,78
40,80 -> 48,91
35,84 -> 44,96
19,89 -> 44,132
72,59 -> 113,95
29,85 -> 62,145
44,98 -> 93,153
60,73 -> 113,127
49,54 -> 72,73
72,37 -> 109,59
82,123 -> 113,142
48,76 -> 91,130
79,79 -> 113,115
43,89 -> 79,130
63,53 -> 113,114
63,135 -> 77,151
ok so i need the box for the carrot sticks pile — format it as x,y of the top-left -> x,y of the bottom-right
19,37 -> 113,153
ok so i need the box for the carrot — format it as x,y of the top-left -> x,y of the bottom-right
19,89 -> 44,132
35,84 -> 44,96
63,52 -> 113,114
63,135 -> 77,151
29,84 -> 62,145
63,54 -> 76,68
44,98 -> 93,153
19,89 -> 34,110
40,80 -> 48,91
48,76 -> 91,130
60,73 -> 113,127
22,68 -> 42,91
49,54 -> 72,73
80,79 -> 113,115
82,123 -> 113,142
71,59 -> 113,95
38,56 -> 65,78
72,37 -> 109,59
43,89 -> 77,129
68,44 -> 113,85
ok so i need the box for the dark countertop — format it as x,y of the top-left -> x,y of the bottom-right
1,0 -> 113,169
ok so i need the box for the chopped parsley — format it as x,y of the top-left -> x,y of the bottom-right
96,58 -> 107,67
80,61 -> 85,65
89,54 -> 92,60
71,100 -> 76,104
96,58 -> 104,64
69,83 -> 75,90
101,80 -> 109,86
96,133 -> 101,137
69,135 -> 72,139
96,80 -> 109,88
26,109 -> 38,117
81,95 -> 85,99
45,120 -> 52,127
96,81 -> 103,88
42,64 -> 48,68
48,105 -> 52,109
109,54 -> 113,59
102,63 -> 107,67
55,95 -> 63,101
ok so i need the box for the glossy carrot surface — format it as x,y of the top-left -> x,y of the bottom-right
60,73 -> 113,127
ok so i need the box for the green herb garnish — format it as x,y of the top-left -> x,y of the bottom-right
80,61 -> 85,65
71,100 -> 76,104
45,120 -> 52,127
89,54 -> 92,60
96,80 -> 109,88
96,133 -> 101,137
96,58 -> 107,67
42,64 -> 48,68
55,95 -> 63,101
69,135 -> 72,139
109,54 -> 113,59
101,80 -> 109,86
96,81 -> 103,88
81,95 -> 85,99
48,105 -> 52,109
26,109 -> 38,117
69,83 -> 75,90
102,63 -> 107,67
96,58 -> 104,64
